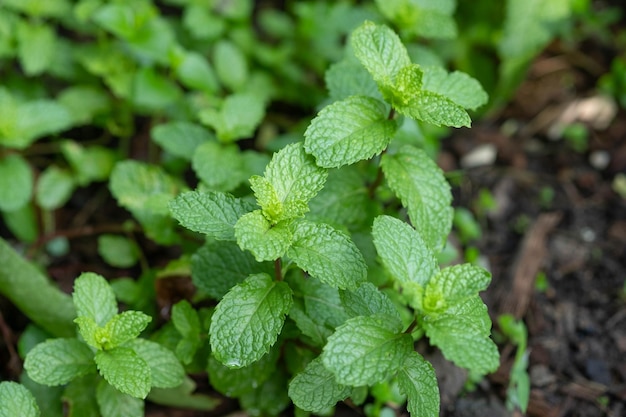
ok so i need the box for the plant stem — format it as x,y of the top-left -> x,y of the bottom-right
274,258 -> 283,281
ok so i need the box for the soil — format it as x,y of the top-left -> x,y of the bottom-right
1,25 -> 625,417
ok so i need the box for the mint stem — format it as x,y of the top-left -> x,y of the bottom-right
274,258 -> 283,281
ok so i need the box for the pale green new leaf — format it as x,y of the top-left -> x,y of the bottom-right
322,314 -> 412,386
96,379 -> 143,417
74,316 -> 101,350
396,90 -> 471,128
24,338 -> 95,386
0,381 -> 40,417
249,175 -> 285,220
169,191 -> 253,241
422,66 -> 488,110
288,358 -> 352,413
288,302 -> 332,347
423,264 -> 491,313
381,145 -> 453,251
235,211 -> 293,262
397,352 -> 439,417
372,215 -> 438,289
304,95 -> 396,168
287,221 -> 367,290
73,272 -> 117,326
102,311 -> 152,349
350,21 -> 410,88
192,141 -> 246,192
339,282 -> 400,323
210,274 -> 293,368
191,240 -> 274,299
127,339 -> 185,389
95,348 -> 151,399
0,154 -> 33,212
199,93 -> 265,142
151,121 -> 214,160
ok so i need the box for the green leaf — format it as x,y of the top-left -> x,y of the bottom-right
210,273 -> 293,368
57,86 -> 111,125
192,141 -> 247,191
191,240 -> 273,299
60,141 -> 117,186
235,211 -> 293,262
381,145 -> 453,251
74,316 -> 101,350
287,221 -> 367,290
17,21 -> 55,76
325,58 -> 383,102
422,66 -> 488,110
171,300 -> 201,339
127,339 -> 185,389
62,375 -> 100,417
24,338 -> 95,386
172,49 -> 219,94
0,381 -> 40,417
287,273 -> 349,330
151,122 -> 214,160
97,234 -> 140,268
102,311 -> 152,349
304,95 -> 396,168
397,352 -> 440,417
132,67 -> 181,111
96,379 -> 143,417
147,377 -> 221,411
0,154 -> 33,212
288,302 -> 332,347
170,190 -> 252,241
199,93 -> 265,142
95,348 -> 151,399
213,40 -> 248,91
350,21 -> 411,89
423,264 -> 491,313
73,272 -> 118,326
207,348 -> 278,397
339,282 -> 401,323
35,165 -> 75,210
372,215 -> 438,290
288,357 -> 352,413
239,369 -> 290,416
322,314 -> 413,386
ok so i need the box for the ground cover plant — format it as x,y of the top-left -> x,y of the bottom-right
2,1 -> 625,417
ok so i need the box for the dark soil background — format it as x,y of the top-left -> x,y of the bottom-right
1,18 -> 626,417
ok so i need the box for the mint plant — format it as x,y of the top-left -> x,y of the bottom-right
23,273 -> 184,417
169,20 -> 499,415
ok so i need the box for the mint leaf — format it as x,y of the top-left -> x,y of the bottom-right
95,348 -> 151,399
422,66 -> 488,110
397,352 -> 439,417
213,39 -> 248,91
322,314 -> 413,386
239,369 -> 290,416
171,300 -> 201,339
235,211 -> 293,262
424,309 -> 500,375
288,357 -> 352,413
17,21 -> 55,76
287,221 -> 367,290
339,282 -> 400,323
207,348 -> 278,397
0,154 -> 33,212
288,302 -> 332,347
24,338 -> 95,386
304,95 -> 396,168
381,145 -> 453,251
192,141 -> 247,192
260,142 -> 328,221
249,175 -> 285,220
97,234 -> 140,268
35,165 -> 75,211
199,93 -> 265,142
325,58 -> 382,102
170,191 -> 253,241
372,215 -> 438,289
151,121 -> 213,160
96,379 -> 144,417
102,311 -> 152,349
210,273 -> 293,368
172,49 -> 219,94
423,264 -> 491,312
0,382 -> 40,417
73,272 -> 117,326
127,339 -> 184,389
60,141 -> 117,186
395,87 -> 471,128
192,240 -> 273,300
287,273 -> 349,330
350,21 -> 410,89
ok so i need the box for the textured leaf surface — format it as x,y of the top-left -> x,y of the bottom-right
422,66 -> 488,110
199,93 -> 264,142
322,315 -> 412,386
192,141 -> 246,191
350,21 -> 410,88
423,264 -> 491,312
73,272 -> 117,326
340,282 -> 400,323
102,311 -> 152,349
0,154 -> 33,212
96,380 -> 143,417
287,221 -> 367,290
127,339 -> 185,389
210,274 -> 293,368
396,90 -> 471,128
235,211 -> 293,261
0,381 -> 40,417
170,191 -> 253,240
24,338 -> 95,386
151,121 -> 213,160
207,348 -> 278,397
325,59 -> 382,102
381,145 -> 453,251
288,274 -> 349,330
171,300 -> 201,338
397,352 -> 440,417
304,95 -> 396,168
372,215 -> 437,290
288,358 -> 352,413
95,348 -> 151,399
191,240 -> 273,299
